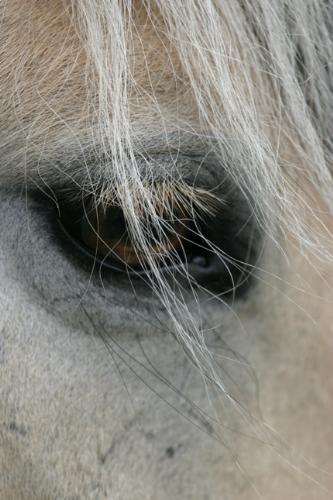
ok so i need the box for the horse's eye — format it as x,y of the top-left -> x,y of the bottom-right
58,200 -> 190,273
56,193 -> 257,295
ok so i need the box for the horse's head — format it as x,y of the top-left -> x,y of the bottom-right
0,1 -> 332,499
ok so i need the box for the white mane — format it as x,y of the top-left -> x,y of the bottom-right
67,0 -> 333,391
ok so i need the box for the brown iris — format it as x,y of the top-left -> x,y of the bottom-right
66,202 -> 188,270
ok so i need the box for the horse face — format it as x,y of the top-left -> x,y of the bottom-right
0,1 -> 332,499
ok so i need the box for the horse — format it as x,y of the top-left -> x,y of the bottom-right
0,1 -> 332,498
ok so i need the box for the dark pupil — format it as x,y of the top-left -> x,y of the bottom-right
88,205 -> 127,242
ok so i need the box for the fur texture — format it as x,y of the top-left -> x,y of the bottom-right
0,1 -> 332,499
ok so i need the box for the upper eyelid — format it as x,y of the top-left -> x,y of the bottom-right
25,152 -> 223,206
